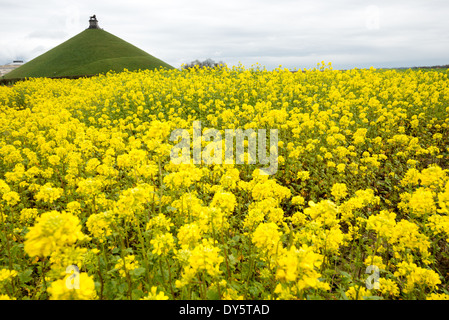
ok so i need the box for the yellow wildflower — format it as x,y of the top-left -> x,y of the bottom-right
331,183 -> 348,201
140,286 -> 169,300
48,272 -> 97,300
24,211 -> 87,258
114,255 -> 140,278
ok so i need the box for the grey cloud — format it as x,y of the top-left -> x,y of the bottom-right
1,0 -> 449,69
26,30 -> 68,40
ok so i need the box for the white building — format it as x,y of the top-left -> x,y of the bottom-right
0,60 -> 24,77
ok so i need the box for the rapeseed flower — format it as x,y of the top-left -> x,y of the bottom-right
291,195 -> 305,207
378,278 -> 399,297
345,285 -> 371,300
304,200 -> 338,227
24,211 -> 87,258
1,64 -> 448,300
140,286 -> 169,300
177,223 -> 202,249
48,272 -> 96,300
252,222 -> 281,254
86,211 -> 115,242
187,239 -> 223,277
0,269 -> 18,282
2,191 -> 20,206
146,213 -> 174,233
426,293 -> 449,300
407,188 -> 436,216
394,261 -> 441,294
331,183 -> 348,201
114,255 -> 140,278
150,232 -> 175,256
210,191 -> 236,214
35,183 -> 63,204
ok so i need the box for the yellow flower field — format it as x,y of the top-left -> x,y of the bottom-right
0,62 -> 448,300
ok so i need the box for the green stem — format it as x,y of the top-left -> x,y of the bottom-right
0,210 -> 13,271
201,272 -> 207,299
216,279 -> 222,300
220,227 -> 231,280
92,195 -> 97,214
94,239 -> 106,300
159,258 -> 167,289
245,236 -> 254,299
41,259 -> 48,300
1,210 -> 17,296
116,232 -> 132,299
165,257 -> 175,298
135,217 -> 152,288
158,157 -> 164,214
101,241 -> 110,270
97,253 -> 104,300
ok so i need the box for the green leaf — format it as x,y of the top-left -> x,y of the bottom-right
339,270 -> 352,279
132,289 -> 144,300
107,268 -> 118,275
306,294 -> 325,300
231,235 -> 241,242
130,267 -> 146,278
111,247 -> 120,254
19,269 -> 33,283
228,254 -> 238,266
363,295 -> 384,300
340,289 -> 349,300
206,287 -> 220,300
228,280 -> 242,292
124,247 -> 134,255
248,285 -> 260,298
166,206 -> 177,212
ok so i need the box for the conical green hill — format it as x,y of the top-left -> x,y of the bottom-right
5,28 -> 173,79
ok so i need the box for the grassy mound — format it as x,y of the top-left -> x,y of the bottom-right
4,28 -> 173,79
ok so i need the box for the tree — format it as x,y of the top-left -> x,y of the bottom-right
182,58 -> 225,70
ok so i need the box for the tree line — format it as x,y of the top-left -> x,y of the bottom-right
182,58 -> 225,70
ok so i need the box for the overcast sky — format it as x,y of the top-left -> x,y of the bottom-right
1,0 -> 448,70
